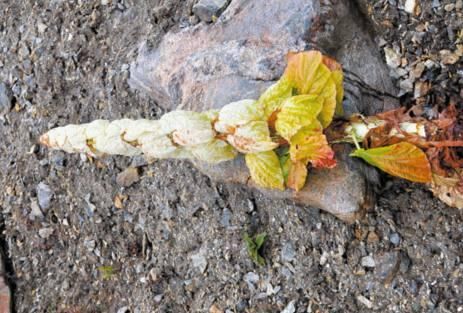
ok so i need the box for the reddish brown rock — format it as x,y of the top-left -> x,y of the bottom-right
129,0 -> 398,222
0,255 -> 11,313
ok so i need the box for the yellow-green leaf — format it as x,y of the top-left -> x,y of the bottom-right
287,160 -> 308,191
283,51 -> 323,94
350,142 -> 432,183
190,139 -> 237,163
258,78 -> 293,119
289,123 -> 337,169
275,95 -> 323,140
245,151 -> 285,190
316,74 -> 337,128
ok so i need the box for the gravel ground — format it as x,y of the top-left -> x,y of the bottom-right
0,1 -> 462,312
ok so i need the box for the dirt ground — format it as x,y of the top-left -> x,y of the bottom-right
0,1 -> 462,312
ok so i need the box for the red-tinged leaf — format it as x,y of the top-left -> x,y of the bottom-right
282,51 -> 340,128
322,55 -> 342,72
290,124 -> 337,169
350,142 -> 432,183
375,107 -> 407,124
286,160 -> 308,191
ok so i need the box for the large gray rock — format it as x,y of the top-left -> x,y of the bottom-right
128,0 -> 397,222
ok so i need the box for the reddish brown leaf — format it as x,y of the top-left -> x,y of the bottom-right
351,142 -> 432,183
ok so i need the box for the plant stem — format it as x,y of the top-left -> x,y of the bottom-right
351,133 -> 361,150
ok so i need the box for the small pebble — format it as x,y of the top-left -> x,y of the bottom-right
281,300 -> 296,313
361,255 -> 376,268
50,151 -> 66,169
357,295 -> 373,309
399,79 -> 414,93
389,233 -> 401,245
30,201 -> 44,219
367,231 -> 379,243
415,81 -> 430,99
375,251 -> 401,284
37,22 -> 47,34
117,307 -> 129,313
281,242 -> 296,262
130,155 -> 149,167
220,208 -> 231,227
384,47 -> 401,69
236,299 -> 248,312
444,4 -> 455,11
116,167 -> 140,187
244,272 -> 259,290
37,182 -> 53,210
84,239 -> 96,251
38,227 -> 54,239
191,252 -> 208,273
404,0 -> 417,14
440,50 -> 459,65
209,304 -> 223,313
410,63 -> 426,80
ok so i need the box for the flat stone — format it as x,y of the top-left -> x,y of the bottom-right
129,0 -> 398,222
116,167 -> 140,187
193,0 -> 230,23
